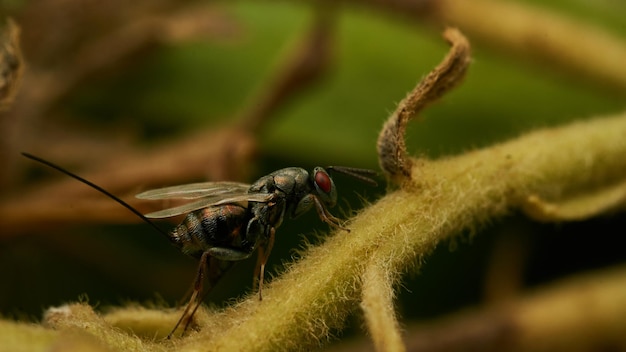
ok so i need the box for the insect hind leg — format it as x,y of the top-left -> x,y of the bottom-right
207,246 -> 253,261
167,251 -> 210,339
167,251 -> 237,339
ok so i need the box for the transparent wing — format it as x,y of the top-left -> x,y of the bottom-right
136,182 -> 251,200
144,192 -> 274,219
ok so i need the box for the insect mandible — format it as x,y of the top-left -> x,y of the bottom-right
22,153 -> 377,338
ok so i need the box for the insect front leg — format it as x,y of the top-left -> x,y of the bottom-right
311,195 -> 349,232
244,207 -> 283,300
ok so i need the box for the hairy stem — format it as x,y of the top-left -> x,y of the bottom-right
3,110 -> 626,352
361,264 -> 405,352
169,111 -> 626,351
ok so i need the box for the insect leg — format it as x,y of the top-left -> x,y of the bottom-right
167,251 -> 209,340
178,257 -> 235,338
168,250 -> 210,339
207,247 -> 254,261
253,227 -> 276,301
312,196 -> 350,232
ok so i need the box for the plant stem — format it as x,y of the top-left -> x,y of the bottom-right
174,112 -> 626,351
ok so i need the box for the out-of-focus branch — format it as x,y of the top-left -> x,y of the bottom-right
0,127 -> 256,236
405,265 -> 626,352
0,19 -> 22,111
0,19 -> 24,187
331,0 -> 626,94
22,7 -> 240,111
327,265 -> 626,352
1,3 -> 241,188
237,8 -> 335,133
433,0 -> 626,93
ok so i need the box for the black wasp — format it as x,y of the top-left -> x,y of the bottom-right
22,153 -> 377,338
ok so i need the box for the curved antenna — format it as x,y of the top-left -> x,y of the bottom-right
21,152 -> 170,238
326,166 -> 378,187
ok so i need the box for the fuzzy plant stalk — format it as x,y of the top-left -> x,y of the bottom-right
98,108 -> 625,352
112,29 -> 626,351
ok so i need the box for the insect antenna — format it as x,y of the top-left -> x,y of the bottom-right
21,152 -> 170,238
327,166 -> 378,187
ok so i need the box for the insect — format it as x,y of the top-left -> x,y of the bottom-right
22,153 -> 377,338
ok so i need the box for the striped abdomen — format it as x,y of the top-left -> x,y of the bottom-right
168,204 -> 248,259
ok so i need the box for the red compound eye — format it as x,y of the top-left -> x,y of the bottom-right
315,170 -> 332,193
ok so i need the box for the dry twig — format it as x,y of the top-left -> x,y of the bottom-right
377,27 -> 470,184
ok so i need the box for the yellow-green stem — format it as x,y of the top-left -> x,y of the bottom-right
4,113 -> 626,351
177,112 -> 626,351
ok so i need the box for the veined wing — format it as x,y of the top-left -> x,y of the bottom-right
144,192 -> 274,218
136,182 -> 251,200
